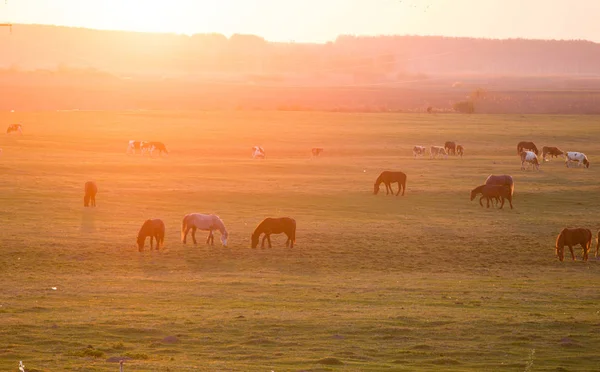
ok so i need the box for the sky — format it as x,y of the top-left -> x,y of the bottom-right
1,0 -> 599,43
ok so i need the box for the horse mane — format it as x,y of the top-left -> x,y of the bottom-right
556,229 -> 566,249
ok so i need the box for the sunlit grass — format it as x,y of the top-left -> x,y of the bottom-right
1,111 -> 600,371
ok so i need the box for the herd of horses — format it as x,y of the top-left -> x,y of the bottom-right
7,123 -> 595,262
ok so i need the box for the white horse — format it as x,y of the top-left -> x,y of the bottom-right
181,213 -> 228,247
520,150 -> 540,171
252,146 -> 265,159
413,146 -> 426,158
430,146 -> 447,159
565,151 -> 590,168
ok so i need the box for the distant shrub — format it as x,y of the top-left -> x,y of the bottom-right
124,352 -> 150,360
453,101 -> 475,114
111,341 -> 126,350
73,345 -> 105,358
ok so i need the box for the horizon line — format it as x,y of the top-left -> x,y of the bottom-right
5,23 -> 599,45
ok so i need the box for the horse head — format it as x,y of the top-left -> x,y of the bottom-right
220,231 -> 228,247
373,183 -> 380,195
251,233 -> 259,249
469,187 -> 480,201
584,158 -> 590,168
136,235 -> 145,252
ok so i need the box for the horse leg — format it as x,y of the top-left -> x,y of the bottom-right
261,234 -> 268,249
267,234 -> 272,248
395,182 -> 401,196
191,226 -> 197,244
486,197 -> 490,208
385,182 -> 390,195
508,196 -> 513,209
206,230 -> 212,245
568,245 -> 576,261
182,226 -> 190,244
479,196 -> 484,207
150,236 -> 154,250
499,197 -> 505,209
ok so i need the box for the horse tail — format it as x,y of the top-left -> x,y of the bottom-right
291,219 -> 297,244
181,216 -> 187,243
556,229 -> 565,260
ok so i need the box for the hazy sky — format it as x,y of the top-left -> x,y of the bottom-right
1,0 -> 599,43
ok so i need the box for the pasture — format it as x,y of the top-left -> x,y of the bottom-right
1,111 -> 600,371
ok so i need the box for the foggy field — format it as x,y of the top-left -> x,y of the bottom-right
2,111 -> 600,371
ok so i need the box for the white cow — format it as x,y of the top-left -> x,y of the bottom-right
127,140 -> 143,154
430,146 -> 447,159
565,151 -> 590,168
520,150 -> 540,171
413,146 -> 426,158
252,146 -> 265,159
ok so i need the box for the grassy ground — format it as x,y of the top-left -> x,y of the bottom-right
1,111 -> 600,371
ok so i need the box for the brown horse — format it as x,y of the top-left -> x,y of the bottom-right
311,148 -> 324,157
251,217 -> 296,249
374,171 -> 407,196
84,181 -> 98,207
137,219 -> 165,252
517,141 -> 539,155
485,175 -> 514,197
470,184 -> 513,209
456,144 -> 464,157
444,141 -> 456,156
556,228 -> 592,261
542,146 -> 564,161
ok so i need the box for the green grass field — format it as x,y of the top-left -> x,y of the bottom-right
2,111 -> 600,371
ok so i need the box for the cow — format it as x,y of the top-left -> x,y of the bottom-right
140,141 -> 152,154
413,146 -> 426,158
542,146 -> 564,161
565,152 -> 590,168
311,148 -> 324,157
6,124 -> 22,134
430,146 -> 447,159
148,142 -> 168,156
456,145 -> 464,157
127,140 -> 143,154
444,141 -> 456,156
517,141 -> 539,156
252,146 -> 265,159
520,151 -> 540,171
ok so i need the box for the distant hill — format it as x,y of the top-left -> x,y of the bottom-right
2,25 -> 600,77
2,25 -> 600,113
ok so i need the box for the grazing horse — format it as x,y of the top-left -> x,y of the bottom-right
137,219 -> 165,252
444,141 -> 456,156
181,213 -> 228,247
127,140 -> 144,154
311,148 -> 324,157
140,141 -> 152,154
148,141 -> 168,156
252,146 -> 265,159
556,228 -> 592,262
251,217 -> 296,249
430,146 -> 447,159
520,151 -> 540,171
6,124 -> 22,134
485,175 -> 515,197
374,171 -> 407,196
470,184 -> 513,209
456,145 -> 464,157
565,152 -> 590,168
84,181 -> 98,207
542,146 -> 564,161
413,146 -> 426,158
517,141 -> 539,155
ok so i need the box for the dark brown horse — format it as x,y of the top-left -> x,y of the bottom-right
456,144 -> 464,157
137,219 -> 165,252
84,181 -> 98,207
542,146 -> 564,161
517,141 -> 539,155
470,184 -> 513,209
374,171 -> 407,196
556,228 -> 592,261
444,141 -> 456,156
311,148 -> 324,157
251,217 -> 296,249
